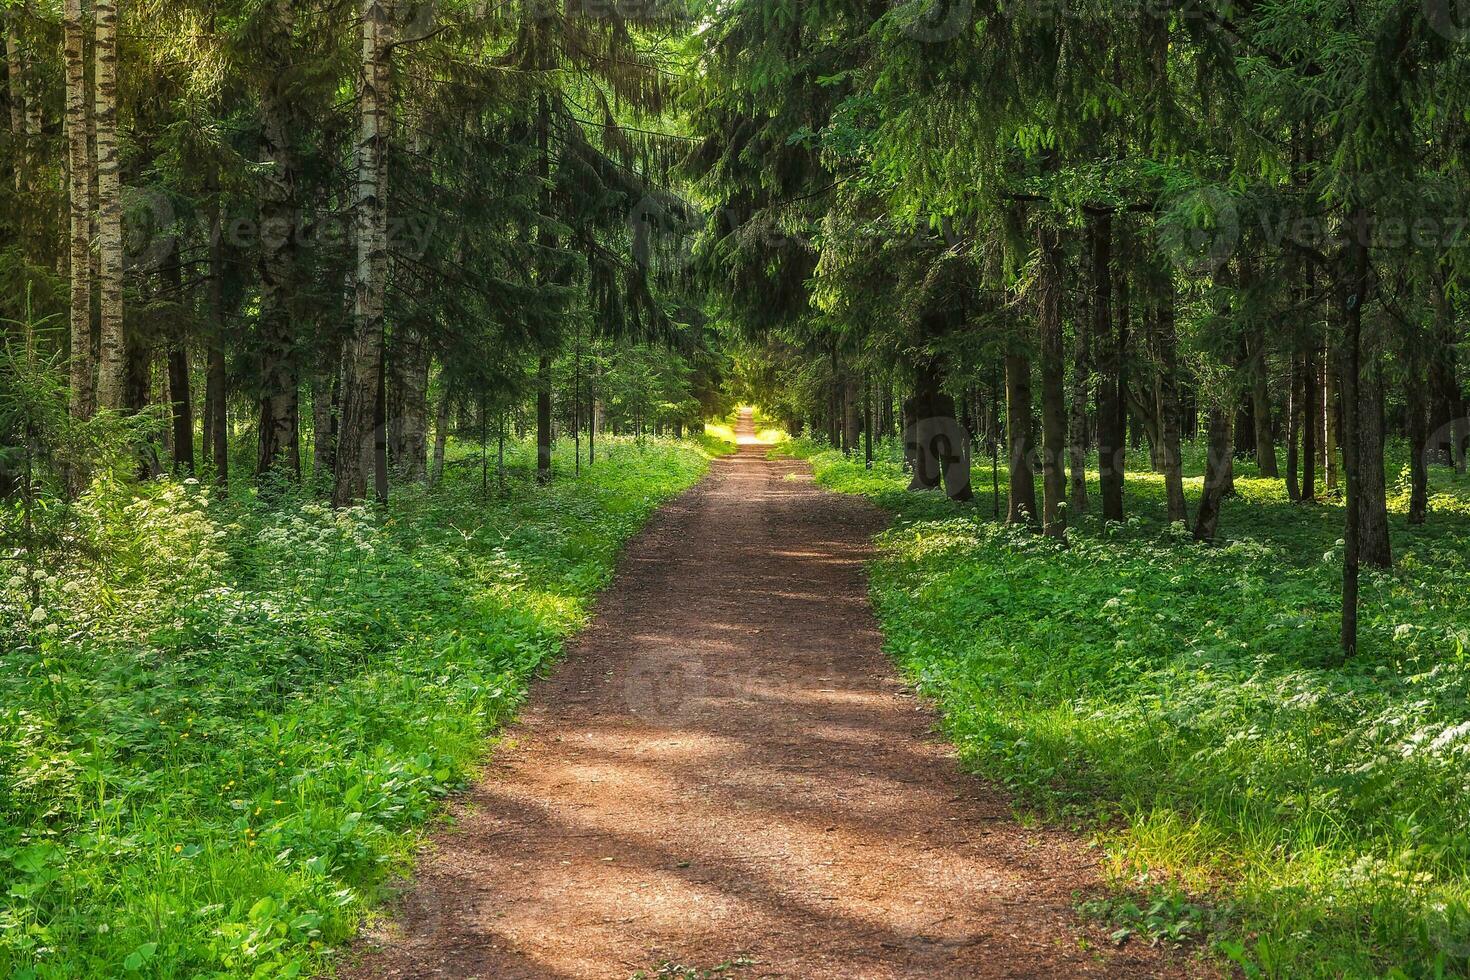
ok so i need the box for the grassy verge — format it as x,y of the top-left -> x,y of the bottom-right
0,434 -> 728,979
778,438 -> 1470,978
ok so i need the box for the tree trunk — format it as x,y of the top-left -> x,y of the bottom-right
1302,345 -> 1318,501
537,353 -> 553,483
204,186 -> 229,489
168,348 -> 194,473
312,364 -> 336,485
1286,352 -> 1301,501
389,331 -> 429,482
333,0 -> 392,506
1407,351 -> 1429,526
1005,351 -> 1037,524
1193,410 -> 1233,543
1067,254 -> 1091,514
430,384 -> 450,487
1339,212 -> 1367,660
1250,331 -> 1278,476
256,77 -> 302,479
1092,212 -> 1125,521
904,362 -> 944,491
1324,358 -> 1340,493
1037,225 -> 1067,537
93,0 -> 124,411
63,0 -> 93,423
844,375 -> 861,454
6,8 -> 23,194
1358,350 -> 1391,567
1155,284 -> 1188,524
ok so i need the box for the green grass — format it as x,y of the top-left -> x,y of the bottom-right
0,433 -> 729,979
780,437 -> 1470,978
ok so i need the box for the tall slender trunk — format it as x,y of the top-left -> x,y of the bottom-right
204,186 -> 229,488
904,361 -> 944,491
333,0 -> 392,506
1193,410 -> 1233,543
1302,345 -> 1318,501
844,375 -> 861,454
1155,283 -> 1188,524
1358,349 -> 1391,567
312,362 -> 337,485
1037,225 -> 1066,536
168,348 -> 194,473
6,9 -> 24,194
1406,349 -> 1429,526
1067,254 -> 1091,514
536,353 -> 553,483
1339,210 -> 1367,660
93,0 -> 124,411
1092,212 -> 1124,521
257,77 -> 301,479
1250,330 -> 1278,476
1005,350 -> 1037,524
430,384 -> 449,487
1324,358 -> 1340,492
63,0 -> 93,422
392,332 -> 430,482
1286,352 -> 1302,501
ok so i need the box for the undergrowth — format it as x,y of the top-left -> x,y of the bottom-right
0,434 -> 727,978
781,436 -> 1470,978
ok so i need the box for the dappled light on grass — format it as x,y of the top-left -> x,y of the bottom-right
0,436 -> 721,978
788,436 -> 1470,976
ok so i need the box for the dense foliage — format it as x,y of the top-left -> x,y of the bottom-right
0,434 -> 725,977
786,437 -> 1470,976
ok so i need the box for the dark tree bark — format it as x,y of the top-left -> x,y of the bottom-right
1154,284 -> 1188,524
844,374 -> 861,455
1037,225 -> 1067,537
1358,350 -> 1391,567
256,68 -> 302,481
1324,357 -> 1340,493
1249,330 -> 1278,476
1005,350 -> 1037,524
168,347 -> 194,474
1091,212 -> 1125,521
1338,214 -> 1367,661
1302,345 -> 1318,501
1067,251 -> 1091,515
1193,410 -> 1234,543
1286,352 -> 1302,501
312,363 -> 336,486
430,386 -> 449,487
537,353 -> 553,484
1407,349 -> 1430,526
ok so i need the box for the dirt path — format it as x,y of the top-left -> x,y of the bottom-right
345,412 -> 1194,979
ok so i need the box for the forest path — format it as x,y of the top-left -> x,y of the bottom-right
345,411 -> 1194,979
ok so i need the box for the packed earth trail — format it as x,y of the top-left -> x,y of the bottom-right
346,411 -> 1197,979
